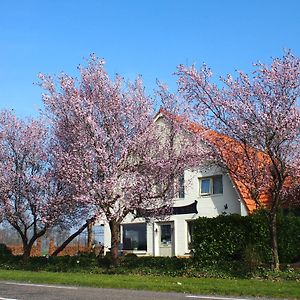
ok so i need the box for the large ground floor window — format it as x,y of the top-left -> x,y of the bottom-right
122,223 -> 147,250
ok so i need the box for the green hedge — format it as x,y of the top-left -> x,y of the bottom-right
192,214 -> 249,265
0,251 -> 300,279
191,211 -> 300,266
277,213 -> 300,263
0,254 -> 194,277
0,243 -> 13,259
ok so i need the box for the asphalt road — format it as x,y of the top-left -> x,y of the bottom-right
0,281 -> 270,300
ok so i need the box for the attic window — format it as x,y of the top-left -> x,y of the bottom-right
199,175 -> 223,195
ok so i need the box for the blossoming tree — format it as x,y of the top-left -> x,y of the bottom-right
177,51 -> 300,269
0,111 -> 77,260
40,56 -> 209,262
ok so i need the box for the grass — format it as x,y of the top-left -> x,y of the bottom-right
0,269 -> 299,299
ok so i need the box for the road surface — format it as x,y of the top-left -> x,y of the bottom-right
0,281 -> 273,300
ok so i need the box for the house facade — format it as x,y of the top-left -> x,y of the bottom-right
99,110 -> 261,257
101,165 -> 250,257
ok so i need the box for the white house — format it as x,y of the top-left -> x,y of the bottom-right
100,111 -> 258,257
101,165 -> 251,257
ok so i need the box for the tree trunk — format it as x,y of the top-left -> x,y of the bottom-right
109,220 -> 120,265
51,219 -> 93,256
22,237 -> 38,261
270,212 -> 280,270
22,243 -> 32,261
87,221 -> 93,251
21,228 -> 47,261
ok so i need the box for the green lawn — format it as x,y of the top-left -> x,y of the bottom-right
0,269 -> 299,299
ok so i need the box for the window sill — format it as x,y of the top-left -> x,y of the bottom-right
200,193 -> 223,198
122,250 -> 147,254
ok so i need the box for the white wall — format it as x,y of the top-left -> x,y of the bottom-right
173,166 -> 241,215
103,221 -> 111,253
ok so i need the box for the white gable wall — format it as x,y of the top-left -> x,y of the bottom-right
178,166 -> 242,217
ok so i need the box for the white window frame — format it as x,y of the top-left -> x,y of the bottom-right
199,175 -> 223,196
199,177 -> 211,195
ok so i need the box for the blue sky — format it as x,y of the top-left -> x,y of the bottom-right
0,0 -> 299,117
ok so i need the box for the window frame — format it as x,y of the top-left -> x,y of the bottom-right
212,174 -> 223,194
200,177 -> 211,195
122,223 -> 147,251
199,175 -> 223,196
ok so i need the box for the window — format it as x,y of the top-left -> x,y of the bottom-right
200,178 -> 211,195
160,224 -> 172,245
178,172 -> 185,198
213,175 -> 223,194
199,175 -> 223,195
122,223 -> 147,250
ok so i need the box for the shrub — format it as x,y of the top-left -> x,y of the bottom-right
0,243 -> 13,258
98,252 -> 114,268
192,214 -> 249,265
277,212 -> 300,263
247,210 -> 272,263
191,211 -> 300,267
243,244 -> 262,272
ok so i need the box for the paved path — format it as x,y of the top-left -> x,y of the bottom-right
0,281 -> 271,300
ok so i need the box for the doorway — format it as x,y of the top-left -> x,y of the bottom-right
159,222 -> 174,256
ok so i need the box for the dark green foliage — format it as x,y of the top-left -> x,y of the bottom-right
191,211 -> 300,267
0,254 -> 99,272
192,214 -> 248,265
124,253 -> 138,259
0,253 -> 299,279
247,211 -> 272,263
277,213 -> 300,263
121,256 -> 191,276
0,244 -> 13,258
98,252 -> 114,268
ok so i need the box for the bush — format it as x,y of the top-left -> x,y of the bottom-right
124,253 -> 138,259
0,243 -> 13,258
192,214 -> 249,265
118,256 -> 193,276
249,211 -> 300,263
0,254 -> 100,272
0,253 -> 299,279
277,213 -> 300,263
247,211 -> 272,263
98,252 -> 114,268
243,244 -> 262,272
191,211 -> 300,267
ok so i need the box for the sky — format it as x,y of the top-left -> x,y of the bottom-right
0,0 -> 300,117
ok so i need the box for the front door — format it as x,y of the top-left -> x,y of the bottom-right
159,222 -> 174,256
